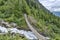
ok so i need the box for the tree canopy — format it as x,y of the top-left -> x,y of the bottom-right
0,0 -> 60,40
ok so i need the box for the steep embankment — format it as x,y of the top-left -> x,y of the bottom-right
0,0 -> 60,40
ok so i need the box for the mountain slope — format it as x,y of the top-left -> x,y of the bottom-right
53,11 -> 60,17
0,0 -> 60,40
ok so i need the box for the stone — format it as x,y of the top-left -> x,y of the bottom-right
10,23 -> 17,27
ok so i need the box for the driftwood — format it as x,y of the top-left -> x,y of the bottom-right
24,14 -> 50,40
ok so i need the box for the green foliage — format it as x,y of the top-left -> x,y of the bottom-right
0,34 -> 27,40
0,0 -> 60,40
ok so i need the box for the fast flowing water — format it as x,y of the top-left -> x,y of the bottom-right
0,26 -> 37,40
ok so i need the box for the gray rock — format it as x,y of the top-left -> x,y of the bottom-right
10,23 -> 17,27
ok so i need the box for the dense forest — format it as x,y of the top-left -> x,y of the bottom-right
0,0 -> 60,40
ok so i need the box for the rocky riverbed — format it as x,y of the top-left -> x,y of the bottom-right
0,20 -> 38,40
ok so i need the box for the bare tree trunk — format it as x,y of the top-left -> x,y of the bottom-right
24,14 -> 48,40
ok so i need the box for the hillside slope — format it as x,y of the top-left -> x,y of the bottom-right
0,0 -> 60,40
